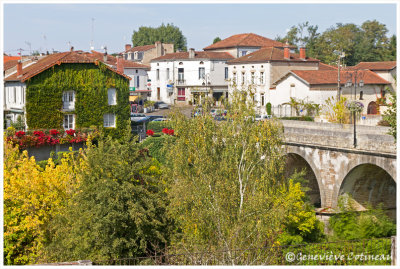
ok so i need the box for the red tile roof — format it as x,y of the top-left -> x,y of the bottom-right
5,51 -> 131,82
203,33 -> 296,50
290,70 -> 390,86
90,51 -> 150,69
4,55 -> 21,63
152,51 -> 234,61
319,62 -> 338,70
227,47 -> 319,64
4,59 -> 19,71
353,61 -> 396,71
124,44 -> 156,53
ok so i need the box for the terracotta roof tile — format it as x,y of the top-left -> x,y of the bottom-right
4,55 -> 21,63
290,70 -> 390,85
90,51 -> 150,69
4,59 -> 19,71
353,61 -> 396,71
5,51 -> 131,82
319,62 -> 338,70
152,51 -> 234,61
203,33 -> 296,50
227,47 -> 319,64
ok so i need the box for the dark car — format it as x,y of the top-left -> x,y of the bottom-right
147,115 -> 164,121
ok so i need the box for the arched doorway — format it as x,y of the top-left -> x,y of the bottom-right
286,153 -> 321,208
367,101 -> 378,115
339,163 -> 396,219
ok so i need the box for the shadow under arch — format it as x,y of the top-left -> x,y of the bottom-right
285,152 -> 322,208
339,163 -> 396,218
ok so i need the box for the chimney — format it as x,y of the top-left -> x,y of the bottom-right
189,48 -> 195,59
103,52 -> 108,62
155,41 -> 162,57
17,61 -> 23,77
299,47 -> 306,60
284,42 -> 290,60
116,56 -> 124,73
70,46 -> 74,52
125,44 -> 132,51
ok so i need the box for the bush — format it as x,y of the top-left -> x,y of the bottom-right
377,119 -> 390,126
280,116 -> 314,122
146,121 -> 171,133
141,135 -> 175,163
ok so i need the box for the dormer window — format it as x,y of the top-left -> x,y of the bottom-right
200,61 -> 204,65
62,91 -> 75,110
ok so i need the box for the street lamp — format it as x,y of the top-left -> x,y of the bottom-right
344,69 -> 365,148
202,73 -> 211,106
333,50 -> 345,100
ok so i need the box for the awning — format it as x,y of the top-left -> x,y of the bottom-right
129,96 -> 139,102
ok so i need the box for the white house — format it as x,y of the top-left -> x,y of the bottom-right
272,69 -> 391,116
227,46 -> 320,113
149,49 -> 234,105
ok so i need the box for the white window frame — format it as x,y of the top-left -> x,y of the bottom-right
260,72 -> 265,85
166,68 -> 170,80
108,88 -> 117,105
13,87 -> 17,104
156,69 -> 160,80
251,72 -> 255,84
64,114 -> 75,130
241,72 -> 246,85
62,91 -> 75,110
199,67 -> 205,79
103,113 -> 116,128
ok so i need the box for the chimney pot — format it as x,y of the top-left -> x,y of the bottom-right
299,47 -> 306,60
189,48 -> 195,59
103,52 -> 108,62
17,61 -> 23,77
125,44 -> 132,51
70,46 -> 74,52
284,42 -> 290,60
117,57 -> 124,73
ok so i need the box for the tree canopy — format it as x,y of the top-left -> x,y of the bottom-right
277,20 -> 396,66
213,37 -> 221,44
132,23 -> 187,52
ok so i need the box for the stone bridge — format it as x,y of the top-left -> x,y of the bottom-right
281,120 -> 396,216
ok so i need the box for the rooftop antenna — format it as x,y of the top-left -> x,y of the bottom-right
25,41 -> 31,55
17,48 -> 23,60
90,18 -> 95,51
67,41 -> 72,51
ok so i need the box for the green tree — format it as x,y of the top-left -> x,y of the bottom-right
213,37 -> 221,44
165,88 -> 323,261
132,23 -> 187,51
43,133 -> 170,262
383,88 -> 396,141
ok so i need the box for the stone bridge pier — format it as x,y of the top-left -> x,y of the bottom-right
282,120 -> 396,216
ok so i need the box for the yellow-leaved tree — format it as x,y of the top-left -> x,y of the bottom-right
3,141 -> 85,265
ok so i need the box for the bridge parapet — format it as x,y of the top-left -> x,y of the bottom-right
281,120 -> 396,155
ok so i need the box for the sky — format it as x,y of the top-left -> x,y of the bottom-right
2,2 -> 398,55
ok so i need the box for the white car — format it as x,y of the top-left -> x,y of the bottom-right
151,118 -> 169,122
131,113 -> 149,122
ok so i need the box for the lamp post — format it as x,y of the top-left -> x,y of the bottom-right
344,70 -> 364,148
202,73 -> 211,106
333,50 -> 345,100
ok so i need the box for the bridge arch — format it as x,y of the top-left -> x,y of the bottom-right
285,146 -> 325,208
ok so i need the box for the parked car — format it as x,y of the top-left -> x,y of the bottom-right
255,114 -> 272,121
131,113 -> 149,122
155,101 -> 169,109
152,118 -> 169,122
210,109 -> 227,117
147,115 -> 164,121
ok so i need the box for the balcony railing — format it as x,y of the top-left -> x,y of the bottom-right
176,79 -> 186,86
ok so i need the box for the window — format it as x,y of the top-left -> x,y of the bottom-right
232,72 -> 237,84
166,68 -> 170,80
241,51 -> 247,56
108,88 -> 117,105
62,91 -> 75,110
21,87 -> 25,105
241,72 -> 246,85
104,113 -> 116,127
251,72 -> 255,84
137,52 -> 143,60
225,67 -> 228,79
135,69 -> 138,73
261,94 -> 265,106
156,69 -> 160,80
8,87 -> 12,103
13,87 -> 17,104
64,114 -> 75,130
136,76 -> 140,88
199,67 -> 205,79
178,68 -> 184,82
260,72 -> 265,84
177,88 -> 185,101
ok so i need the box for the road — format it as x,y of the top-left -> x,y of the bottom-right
144,105 -> 194,119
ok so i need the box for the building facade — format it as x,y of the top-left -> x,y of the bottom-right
121,41 -> 174,65
149,49 -> 234,105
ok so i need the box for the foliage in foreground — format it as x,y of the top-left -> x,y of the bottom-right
164,89 -> 324,262
3,142 -> 83,265
329,197 -> 396,241
42,133 -> 170,263
383,88 -> 396,141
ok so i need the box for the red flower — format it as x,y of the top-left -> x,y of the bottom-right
162,128 -> 169,134
33,130 -> 45,137
15,131 -> 25,138
167,129 -> 174,136
66,129 -> 76,136
50,129 -> 60,136
146,129 -> 155,136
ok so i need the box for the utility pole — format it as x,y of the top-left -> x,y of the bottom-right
334,50 -> 345,100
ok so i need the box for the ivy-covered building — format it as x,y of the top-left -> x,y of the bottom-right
4,50 -> 131,135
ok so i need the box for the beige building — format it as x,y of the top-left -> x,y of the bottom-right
121,41 -> 174,65
352,61 -> 396,91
